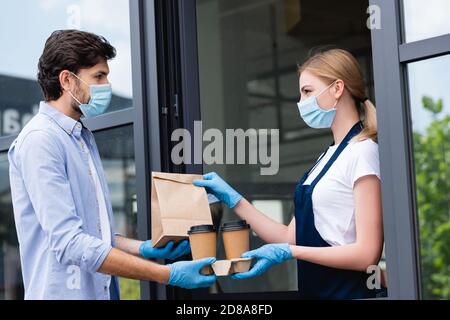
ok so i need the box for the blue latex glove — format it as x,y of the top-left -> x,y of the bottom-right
192,172 -> 242,208
232,243 -> 293,280
168,257 -> 218,289
139,240 -> 191,260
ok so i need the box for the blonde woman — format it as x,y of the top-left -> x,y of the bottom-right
194,49 -> 386,299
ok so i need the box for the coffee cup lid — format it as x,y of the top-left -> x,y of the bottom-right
188,224 -> 216,235
220,220 -> 250,232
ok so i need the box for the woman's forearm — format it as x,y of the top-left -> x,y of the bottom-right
290,243 -> 382,272
234,198 -> 289,243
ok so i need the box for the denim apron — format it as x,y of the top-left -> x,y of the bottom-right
294,122 -> 383,299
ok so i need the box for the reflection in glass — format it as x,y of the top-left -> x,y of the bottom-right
0,153 -> 23,300
403,0 -> 450,43
94,125 -> 139,300
197,0 -> 375,293
0,0 -> 133,137
0,125 -> 139,300
408,56 -> 450,299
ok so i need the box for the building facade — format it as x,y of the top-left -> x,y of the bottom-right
0,0 -> 449,300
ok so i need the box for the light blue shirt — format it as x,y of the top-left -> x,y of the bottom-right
8,102 -> 120,300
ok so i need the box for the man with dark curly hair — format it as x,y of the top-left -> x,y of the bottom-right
8,30 -> 216,300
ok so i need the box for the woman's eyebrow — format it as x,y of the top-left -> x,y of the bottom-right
300,85 -> 312,91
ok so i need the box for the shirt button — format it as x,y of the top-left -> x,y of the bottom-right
77,123 -> 82,129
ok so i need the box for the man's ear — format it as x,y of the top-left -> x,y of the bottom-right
59,70 -> 72,92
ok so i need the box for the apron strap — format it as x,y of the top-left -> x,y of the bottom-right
300,150 -> 329,185
309,122 -> 363,188
306,151 -> 327,177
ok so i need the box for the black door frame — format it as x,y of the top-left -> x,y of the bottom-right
166,0 -> 316,300
129,0 -> 161,300
167,0 -> 450,300
132,0 -> 207,300
371,0 -> 450,299
369,0 -> 420,300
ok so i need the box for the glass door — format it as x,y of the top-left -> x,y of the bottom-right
194,0 -> 380,296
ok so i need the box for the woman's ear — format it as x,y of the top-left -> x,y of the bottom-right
333,79 -> 345,99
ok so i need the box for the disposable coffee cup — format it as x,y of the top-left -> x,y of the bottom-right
220,220 -> 251,260
188,224 -> 217,275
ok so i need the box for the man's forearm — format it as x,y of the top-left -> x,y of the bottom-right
98,247 -> 170,284
115,235 -> 143,256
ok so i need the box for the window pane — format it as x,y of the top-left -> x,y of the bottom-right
403,0 -> 450,43
0,0 -> 133,137
0,152 -> 23,299
94,125 -> 139,300
196,0 -> 382,294
407,56 -> 450,299
1,126 -> 138,300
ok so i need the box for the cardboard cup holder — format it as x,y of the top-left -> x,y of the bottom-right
211,258 -> 253,276
189,220 -> 253,277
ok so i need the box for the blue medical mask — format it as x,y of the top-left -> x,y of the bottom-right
69,72 -> 112,119
297,81 -> 338,129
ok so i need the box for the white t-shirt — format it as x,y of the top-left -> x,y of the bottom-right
302,138 -> 380,246
82,138 -> 112,285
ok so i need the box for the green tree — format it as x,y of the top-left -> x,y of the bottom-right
413,96 -> 450,299
119,278 -> 141,300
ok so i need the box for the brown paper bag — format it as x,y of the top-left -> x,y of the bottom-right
151,172 -> 213,248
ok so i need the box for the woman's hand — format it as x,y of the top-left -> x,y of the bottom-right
232,243 -> 293,280
193,172 -> 242,208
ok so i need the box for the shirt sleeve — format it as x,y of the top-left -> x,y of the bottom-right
348,140 -> 381,188
18,130 -> 112,274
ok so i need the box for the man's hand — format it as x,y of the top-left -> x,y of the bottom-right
139,240 -> 191,260
167,258 -> 217,289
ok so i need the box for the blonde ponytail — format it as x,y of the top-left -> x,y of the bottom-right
353,99 -> 378,142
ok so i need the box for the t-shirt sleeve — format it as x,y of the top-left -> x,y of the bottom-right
347,140 -> 381,188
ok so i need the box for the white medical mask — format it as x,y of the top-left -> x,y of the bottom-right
69,72 -> 112,119
297,81 -> 338,129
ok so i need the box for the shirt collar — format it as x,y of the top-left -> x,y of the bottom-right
39,101 -> 84,139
